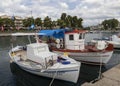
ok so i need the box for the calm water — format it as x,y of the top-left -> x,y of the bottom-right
0,32 -> 120,86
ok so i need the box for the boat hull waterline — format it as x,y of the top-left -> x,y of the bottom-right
53,51 -> 113,65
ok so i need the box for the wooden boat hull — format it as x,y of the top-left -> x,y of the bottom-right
53,50 -> 113,65
16,62 -> 80,83
107,41 -> 120,49
52,43 -> 113,65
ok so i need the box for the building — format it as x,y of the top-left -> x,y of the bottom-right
0,15 -> 11,19
116,22 -> 120,29
0,15 -> 23,28
14,16 -> 23,28
89,24 -> 103,30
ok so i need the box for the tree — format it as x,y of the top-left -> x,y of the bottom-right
59,13 -> 83,29
1,18 -> 15,31
2,18 -> 14,26
61,13 -> 67,22
57,19 -> 65,28
66,15 -> 72,28
51,21 -> 57,29
43,16 -> 52,29
77,18 -> 83,29
0,18 -> 4,26
71,16 -> 78,28
102,19 -> 119,30
58,13 -> 67,28
34,17 -> 42,27
23,17 -> 34,27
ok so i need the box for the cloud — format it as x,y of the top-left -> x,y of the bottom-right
59,2 -> 69,9
0,0 -> 120,27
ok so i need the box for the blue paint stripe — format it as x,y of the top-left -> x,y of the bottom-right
43,69 -> 78,73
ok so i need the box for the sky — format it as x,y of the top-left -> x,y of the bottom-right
0,0 -> 120,27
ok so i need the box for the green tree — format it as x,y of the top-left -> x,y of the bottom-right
57,19 -> 65,28
51,20 -> 57,29
66,15 -> 72,28
60,13 -> 67,28
2,18 -> 14,26
2,18 -> 15,31
43,16 -> 52,29
102,19 -> 119,30
77,18 -> 83,29
71,16 -> 78,28
61,13 -> 67,22
0,18 -> 4,26
59,13 -> 83,29
34,17 -> 42,27
23,17 -> 34,27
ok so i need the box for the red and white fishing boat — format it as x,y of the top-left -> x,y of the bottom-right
39,29 -> 114,65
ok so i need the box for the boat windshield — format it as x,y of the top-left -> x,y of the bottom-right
37,46 -> 46,53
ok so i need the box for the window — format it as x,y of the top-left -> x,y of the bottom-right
37,46 -> 46,53
83,33 -> 85,39
69,35 -> 74,40
79,34 -> 82,39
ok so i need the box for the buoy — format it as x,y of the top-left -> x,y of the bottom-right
56,44 -> 60,48
96,41 -> 107,50
56,39 -> 60,44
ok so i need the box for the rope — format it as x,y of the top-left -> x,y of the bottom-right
49,64 -> 60,86
97,53 -> 103,80
90,52 -> 103,83
28,35 -> 31,44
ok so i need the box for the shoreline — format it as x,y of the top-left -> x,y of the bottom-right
0,30 -> 120,36
0,32 -> 37,36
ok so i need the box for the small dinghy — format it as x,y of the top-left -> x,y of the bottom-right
9,43 -> 81,83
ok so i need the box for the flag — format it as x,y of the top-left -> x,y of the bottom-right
29,24 -> 35,30
11,15 -> 15,21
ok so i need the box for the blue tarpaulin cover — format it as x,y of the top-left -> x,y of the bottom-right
38,29 -> 65,38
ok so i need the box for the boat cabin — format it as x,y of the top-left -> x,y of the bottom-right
38,29 -> 88,50
27,43 -> 58,68
64,30 -> 87,50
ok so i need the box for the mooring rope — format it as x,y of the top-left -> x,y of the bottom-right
49,64 -> 60,86
90,53 -> 103,83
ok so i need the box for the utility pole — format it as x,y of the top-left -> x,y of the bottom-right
31,11 -> 32,18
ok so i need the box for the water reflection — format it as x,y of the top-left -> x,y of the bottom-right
10,62 -> 78,86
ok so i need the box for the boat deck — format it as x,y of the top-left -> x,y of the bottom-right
12,50 -> 28,61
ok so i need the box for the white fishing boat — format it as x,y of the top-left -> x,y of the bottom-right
39,29 -> 113,65
107,35 -> 120,49
9,43 -> 81,83
92,34 -> 120,49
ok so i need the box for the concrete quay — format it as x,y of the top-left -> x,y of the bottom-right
0,33 -> 37,36
0,33 -> 11,36
82,64 -> 120,86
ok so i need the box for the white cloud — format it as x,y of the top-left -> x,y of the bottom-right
69,0 -> 77,2
59,2 -> 69,9
0,0 -> 120,27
